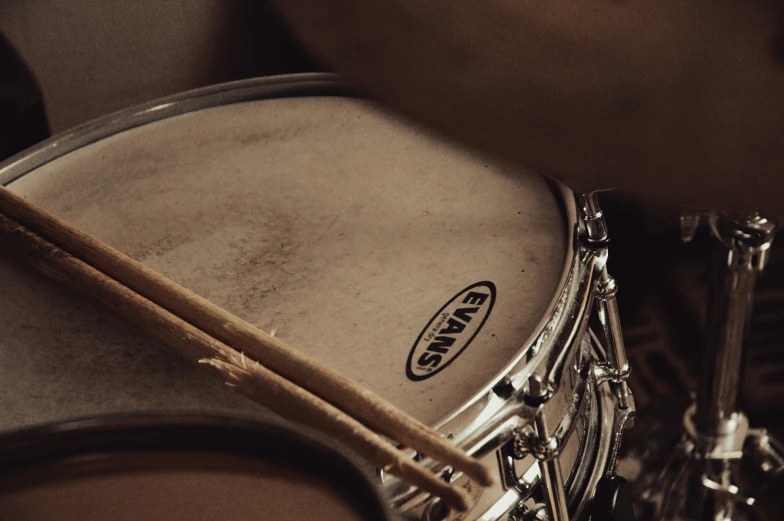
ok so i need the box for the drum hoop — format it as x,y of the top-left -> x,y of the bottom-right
0,73 -> 597,451
0,413 -> 395,521
0,73 -> 356,185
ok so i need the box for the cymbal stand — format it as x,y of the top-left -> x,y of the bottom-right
636,212 -> 784,520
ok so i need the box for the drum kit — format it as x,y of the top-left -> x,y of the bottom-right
1,3 -> 783,521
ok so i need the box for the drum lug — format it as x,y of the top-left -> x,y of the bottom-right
532,415 -> 570,521
577,192 -> 633,410
594,270 -> 633,412
581,191 -> 636,472
592,361 -> 630,388
500,430 -> 532,490
575,192 -> 609,245
513,374 -> 571,521
499,374 -> 570,521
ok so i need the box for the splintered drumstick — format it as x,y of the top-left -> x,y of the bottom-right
0,213 -> 474,512
0,187 -> 493,487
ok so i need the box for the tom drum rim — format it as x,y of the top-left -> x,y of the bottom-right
0,413 -> 397,521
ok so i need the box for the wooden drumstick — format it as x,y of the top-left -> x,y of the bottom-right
0,186 -> 493,488
0,212 -> 474,513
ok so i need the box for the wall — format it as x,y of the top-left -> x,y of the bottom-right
0,1 -> 318,133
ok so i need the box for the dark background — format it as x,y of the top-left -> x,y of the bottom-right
0,1 -> 325,135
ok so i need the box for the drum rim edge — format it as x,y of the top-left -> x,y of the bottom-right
0,412 -> 397,521
0,73 -> 354,185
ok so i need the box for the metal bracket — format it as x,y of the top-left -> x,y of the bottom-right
701,476 -> 756,507
594,271 -> 633,412
504,374 -> 571,521
746,428 -> 784,478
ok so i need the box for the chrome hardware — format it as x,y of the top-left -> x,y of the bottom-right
700,476 -> 755,507
510,377 -> 571,521
575,192 -> 609,244
579,192 -> 636,474
746,428 -> 784,478
578,192 -> 634,417
683,404 -> 749,460
680,209 -> 706,243
503,193 -> 634,521
508,370 -> 568,521
501,346 -> 633,521
533,411 -> 570,521
501,382 -> 569,521
493,375 -> 516,399
384,191 -> 634,521
424,499 -> 452,521
524,373 -> 552,402
387,188 -> 609,513
500,432 -> 532,489
595,271 -> 632,411
508,503 -> 548,521
698,212 -> 775,437
630,209 -> 783,520
578,193 -> 633,409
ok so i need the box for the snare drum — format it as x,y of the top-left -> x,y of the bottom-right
0,74 -> 634,521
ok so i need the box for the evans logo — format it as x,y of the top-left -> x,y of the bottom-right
406,282 -> 496,381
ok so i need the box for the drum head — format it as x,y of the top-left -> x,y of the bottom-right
0,94 -> 567,428
0,415 -> 393,521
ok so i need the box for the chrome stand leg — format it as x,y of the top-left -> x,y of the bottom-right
630,212 -> 784,520
696,213 -> 773,439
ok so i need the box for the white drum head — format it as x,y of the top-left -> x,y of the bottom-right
1,96 -> 567,428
